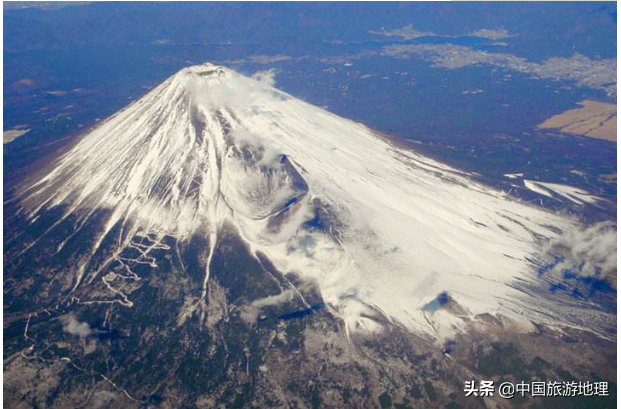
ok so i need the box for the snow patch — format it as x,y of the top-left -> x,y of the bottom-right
524,179 -> 599,205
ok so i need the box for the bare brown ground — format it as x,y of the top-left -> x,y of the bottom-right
538,100 -> 617,142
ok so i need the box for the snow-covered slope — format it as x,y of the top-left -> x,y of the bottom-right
22,63 -> 582,338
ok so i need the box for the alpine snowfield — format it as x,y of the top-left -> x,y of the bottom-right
21,63 -> 600,339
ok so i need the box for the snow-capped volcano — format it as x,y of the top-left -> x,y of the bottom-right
19,63 -> 587,338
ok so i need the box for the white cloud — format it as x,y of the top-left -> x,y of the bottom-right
240,290 -> 295,322
253,290 -> 294,308
231,127 -> 282,168
91,391 -> 118,409
251,69 -> 278,87
61,314 -> 93,338
545,221 -> 616,279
